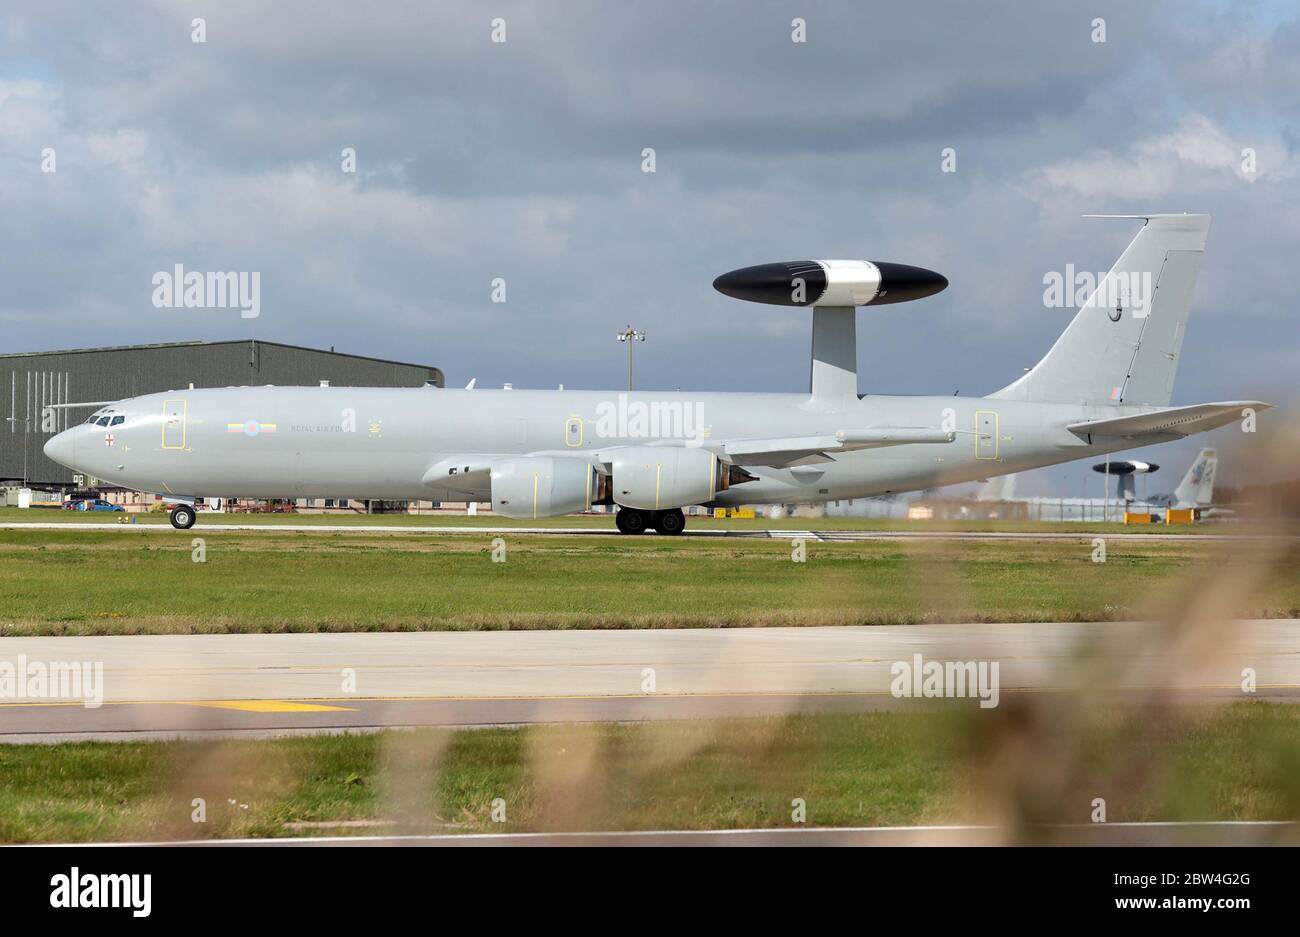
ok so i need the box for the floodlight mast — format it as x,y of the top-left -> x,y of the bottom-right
616,325 -> 646,391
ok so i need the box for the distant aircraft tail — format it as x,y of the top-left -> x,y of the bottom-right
1173,447 -> 1217,507
992,214 -> 1210,407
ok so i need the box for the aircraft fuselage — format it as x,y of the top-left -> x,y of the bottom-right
44,385 -> 1171,505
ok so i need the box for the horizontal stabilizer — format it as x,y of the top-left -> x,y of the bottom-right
1066,401 -> 1270,440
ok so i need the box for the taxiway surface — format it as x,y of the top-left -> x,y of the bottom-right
1,621 -> 1295,740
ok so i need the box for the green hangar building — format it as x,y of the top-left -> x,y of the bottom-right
2,340 -> 443,488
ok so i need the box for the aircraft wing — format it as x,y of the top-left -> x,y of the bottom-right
418,428 -> 956,483
719,427 -> 955,468
1066,401 -> 1271,441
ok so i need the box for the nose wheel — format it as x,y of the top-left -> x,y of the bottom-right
169,504 -> 196,530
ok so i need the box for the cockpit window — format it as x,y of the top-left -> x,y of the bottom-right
96,416 -> 111,427
109,416 -> 125,426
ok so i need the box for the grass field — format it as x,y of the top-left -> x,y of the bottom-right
1,704 -> 1296,842
1,524 -> 1297,635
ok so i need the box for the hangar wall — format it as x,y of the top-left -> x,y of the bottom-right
1,340 -> 443,486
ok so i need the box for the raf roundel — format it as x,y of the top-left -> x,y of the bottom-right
226,419 -> 278,437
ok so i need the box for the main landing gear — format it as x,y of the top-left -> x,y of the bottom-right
615,507 -> 685,536
169,504 -> 196,530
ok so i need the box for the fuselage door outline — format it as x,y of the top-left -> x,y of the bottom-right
161,398 -> 187,450
975,409 -> 998,461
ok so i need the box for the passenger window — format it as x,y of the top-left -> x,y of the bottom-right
110,416 -> 125,426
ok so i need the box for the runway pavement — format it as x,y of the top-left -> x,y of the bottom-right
0,519 -> 1285,542
1,620 -> 1296,741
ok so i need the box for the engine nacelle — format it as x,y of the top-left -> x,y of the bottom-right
490,457 -> 599,519
608,446 -> 728,511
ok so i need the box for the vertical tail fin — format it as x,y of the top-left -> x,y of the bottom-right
1173,448 -> 1217,507
993,214 -> 1210,406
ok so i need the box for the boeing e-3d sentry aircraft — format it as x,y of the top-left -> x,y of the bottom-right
44,213 -> 1271,534
1094,447 -> 1224,512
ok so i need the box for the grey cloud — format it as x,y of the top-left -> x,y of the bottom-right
0,1 -> 1295,494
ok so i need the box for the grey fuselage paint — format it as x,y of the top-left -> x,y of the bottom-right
45,385 -> 1175,505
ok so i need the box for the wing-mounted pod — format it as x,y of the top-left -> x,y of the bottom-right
713,260 -> 948,400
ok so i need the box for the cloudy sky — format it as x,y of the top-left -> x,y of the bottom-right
3,1 -> 1295,495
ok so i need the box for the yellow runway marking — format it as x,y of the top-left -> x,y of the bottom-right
183,700 -> 356,713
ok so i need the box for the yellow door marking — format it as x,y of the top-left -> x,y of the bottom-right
532,472 -> 540,519
161,398 -> 188,450
655,463 -> 662,509
185,700 -> 355,713
974,409 -> 999,461
564,415 -> 583,448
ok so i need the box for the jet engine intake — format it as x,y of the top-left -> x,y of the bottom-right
490,457 -> 599,519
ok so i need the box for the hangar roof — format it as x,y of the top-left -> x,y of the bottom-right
0,339 -> 438,372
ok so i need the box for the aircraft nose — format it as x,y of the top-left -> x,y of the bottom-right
43,429 -> 78,469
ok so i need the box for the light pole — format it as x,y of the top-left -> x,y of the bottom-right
616,325 -> 646,391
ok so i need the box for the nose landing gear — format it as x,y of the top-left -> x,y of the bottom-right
169,504 -> 196,530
